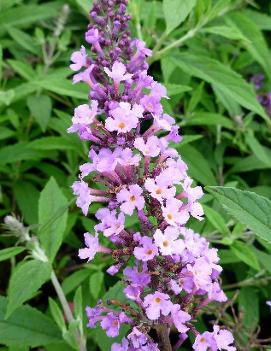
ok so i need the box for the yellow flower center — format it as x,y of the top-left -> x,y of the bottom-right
118,122 -> 126,129
163,240 -> 169,247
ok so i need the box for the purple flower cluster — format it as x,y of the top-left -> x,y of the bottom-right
250,73 -> 271,116
68,1 -> 235,350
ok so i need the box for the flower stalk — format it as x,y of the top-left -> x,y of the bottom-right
68,1 -> 236,350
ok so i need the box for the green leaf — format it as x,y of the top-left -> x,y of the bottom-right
164,83 -> 192,96
29,137 -> 79,151
7,28 -> 39,55
170,54 -> 269,123
179,134 -> 203,146
0,90 -> 15,106
27,95 -> 52,132
8,346 -> 28,351
179,144 -> 217,185
163,0 -> 197,34
0,296 -> 60,347
218,249 -> 240,264
49,298 -> 66,333
0,247 -> 25,263
75,0 -> 93,16
89,271 -> 104,300
227,12 -> 271,80
0,44 -> 2,81
207,187 -> 271,244
203,205 -> 230,236
6,260 -> 52,318
245,130 -> 271,167
244,9 -> 271,31
7,60 -> 35,80
14,181 -> 39,225
0,127 -> 15,141
73,287 -> 83,320
238,287 -> 259,331
36,79 -> 88,100
38,177 -> 68,261
231,241 -> 260,270
0,143 -> 53,165
183,112 -> 233,129
187,82 -> 204,113
0,3 -> 61,34
62,269 -> 90,295
202,25 -> 248,41
254,248 -> 271,273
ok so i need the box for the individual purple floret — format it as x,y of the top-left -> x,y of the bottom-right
68,0 -> 235,350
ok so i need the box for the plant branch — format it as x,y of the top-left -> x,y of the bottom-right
156,324 -> 172,351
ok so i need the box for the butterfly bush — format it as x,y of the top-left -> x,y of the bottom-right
68,1 -> 235,350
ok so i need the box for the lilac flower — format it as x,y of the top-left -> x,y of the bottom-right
123,263 -> 150,300
78,232 -> 99,262
250,73 -> 264,90
134,236 -> 158,262
170,304 -> 191,333
124,263 -> 151,287
140,95 -> 162,115
162,198 -> 190,226
70,46 -> 88,71
90,148 -> 120,173
72,180 -> 108,215
106,102 -> 143,133
187,257 -> 212,291
143,292 -> 173,320
128,327 -> 148,348
153,113 -> 175,131
193,331 -> 217,351
208,282 -> 227,302
95,208 -> 125,237
111,338 -> 129,351
104,61 -> 133,84
85,28 -> 99,44
153,226 -> 184,256
134,136 -> 161,157
145,177 -> 176,202
117,184 -> 145,215
213,326 -> 236,351
68,100 -> 98,135
86,304 -> 103,328
133,39 -> 152,57
73,65 -> 95,86
101,312 -> 130,338
118,148 -> 141,167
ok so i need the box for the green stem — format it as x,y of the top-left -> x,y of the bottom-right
51,271 -> 87,351
149,27 -> 199,64
51,271 -> 74,323
223,271 -> 271,290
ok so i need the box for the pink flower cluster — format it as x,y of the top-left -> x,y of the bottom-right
68,0 -> 235,350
